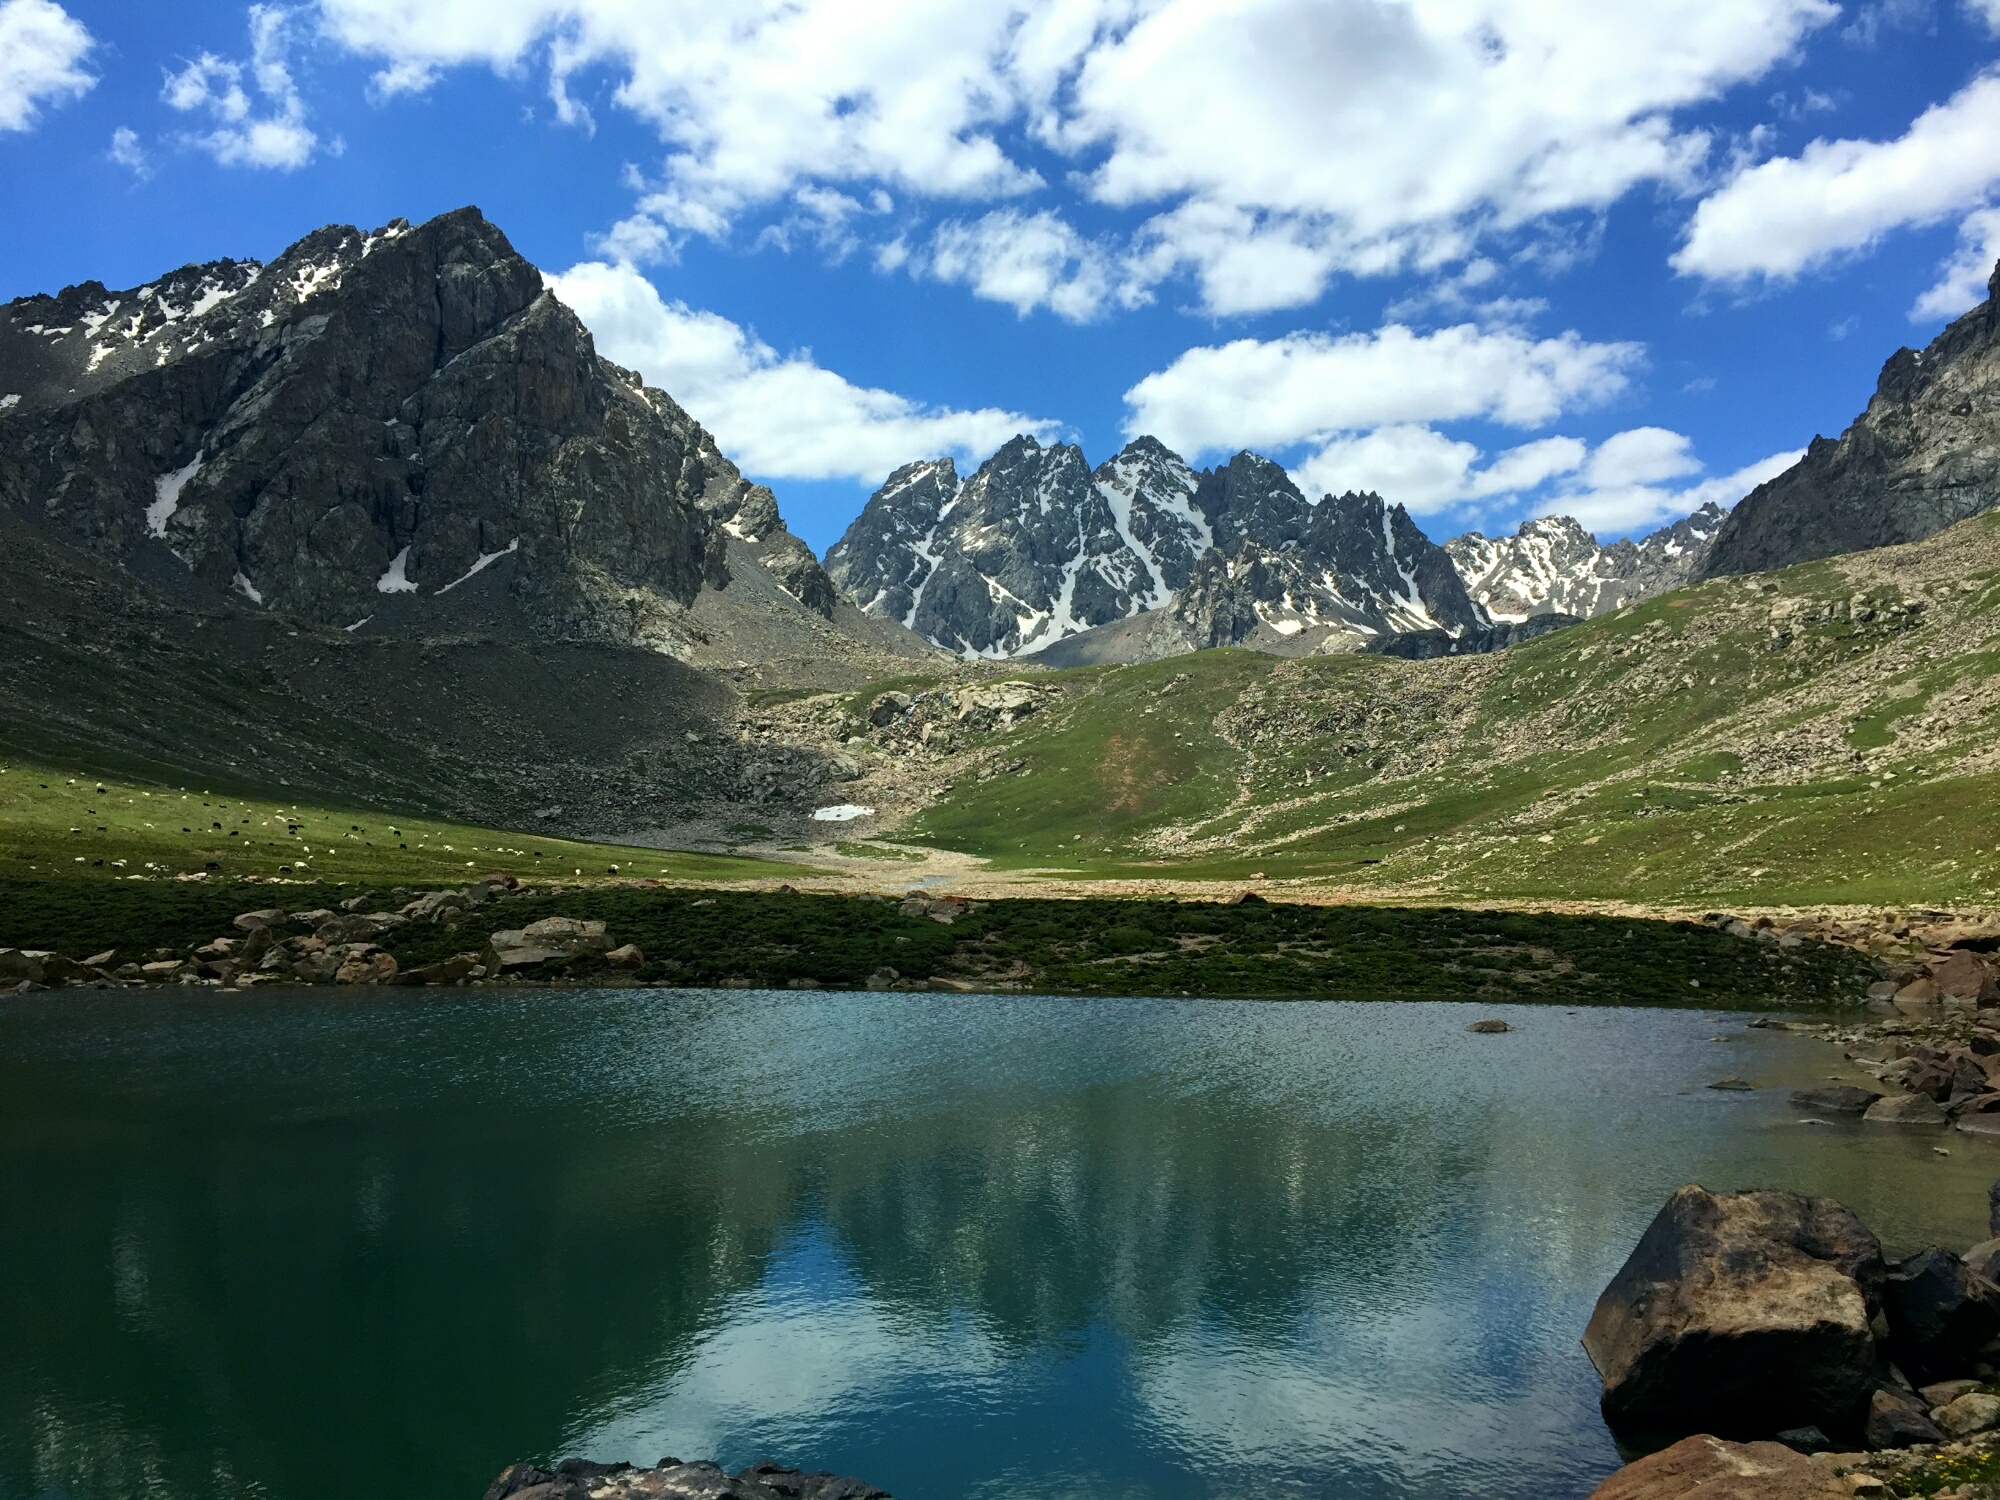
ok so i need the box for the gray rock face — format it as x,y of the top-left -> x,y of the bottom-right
829,436 -> 1481,658
1583,1184 -> 1885,1442
1702,259 -> 2000,577
0,208 -> 824,643
826,435 -> 1210,658
1445,505 -> 1724,622
1167,486 -> 1485,652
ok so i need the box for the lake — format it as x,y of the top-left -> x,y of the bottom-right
2,989 -> 1993,1500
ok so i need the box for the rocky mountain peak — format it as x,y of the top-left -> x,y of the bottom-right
1702,257 -> 2000,576
0,206 -> 833,646
1447,503 -> 1723,622
825,433 -> 1211,658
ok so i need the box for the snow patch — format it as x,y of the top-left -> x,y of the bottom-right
812,804 -> 875,822
232,573 -> 264,605
436,538 -> 519,594
344,617 -> 373,633
0,395 -> 18,411
147,454 -> 203,537
376,547 -> 417,594
1270,618 -> 1305,636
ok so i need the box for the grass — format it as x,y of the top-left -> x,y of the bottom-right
889,517 -> 2000,909
0,880 -> 1879,1008
0,757 -> 797,908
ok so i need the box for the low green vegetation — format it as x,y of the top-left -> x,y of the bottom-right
2,878 -> 1877,1007
0,759 -> 795,896
898,515 -> 2000,909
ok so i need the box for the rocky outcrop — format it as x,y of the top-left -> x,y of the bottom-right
1586,1435 -> 1850,1499
1702,260 -> 2000,577
0,207 -> 822,648
1446,505 -> 1724,622
1582,1185 -> 1885,1441
1879,1247 -> 2000,1384
485,1457 -> 889,1500
825,435 -> 1209,658
828,437 -> 1482,659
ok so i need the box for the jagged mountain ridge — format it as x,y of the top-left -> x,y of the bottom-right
828,438 -> 1482,660
1701,259 -> 2000,577
1448,505 -> 1724,622
831,432 -> 1722,661
0,207 -> 841,651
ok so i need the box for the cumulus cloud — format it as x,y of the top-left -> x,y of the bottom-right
316,0 -> 1842,316
164,4 -> 319,170
1122,324 -> 1642,457
1675,71 -> 2000,283
108,125 -> 148,176
922,209 -> 1131,322
1286,418 -> 1798,533
1539,440 -> 1802,533
0,0 -> 94,132
547,259 -> 1054,485
1912,207 -> 2000,321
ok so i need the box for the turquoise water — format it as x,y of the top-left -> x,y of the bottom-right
2,990 -> 1994,1500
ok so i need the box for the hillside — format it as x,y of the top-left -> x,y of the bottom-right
742,509 -> 2000,910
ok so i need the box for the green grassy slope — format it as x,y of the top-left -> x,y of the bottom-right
901,512 -> 2000,908
0,759 -> 795,903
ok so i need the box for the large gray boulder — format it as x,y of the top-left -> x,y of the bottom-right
1587,1435 -> 1851,1500
1879,1246 -> 2000,1383
1583,1185 -> 1885,1441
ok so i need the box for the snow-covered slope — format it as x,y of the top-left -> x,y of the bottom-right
1446,504 -> 1725,622
828,437 -> 1481,659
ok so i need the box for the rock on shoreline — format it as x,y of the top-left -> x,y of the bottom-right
485,1458 -> 888,1500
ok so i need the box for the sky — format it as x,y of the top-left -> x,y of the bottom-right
2,1 -> 1997,555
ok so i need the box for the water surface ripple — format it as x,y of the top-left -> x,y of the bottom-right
2,990 -> 1993,1500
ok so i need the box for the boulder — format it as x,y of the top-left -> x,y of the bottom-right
0,949 -> 50,983
1965,1238 -> 2000,1282
1789,1086 -> 1882,1114
1918,1378 -> 1981,1407
1958,1112 -> 2000,1139
333,949 -> 398,985
1468,1019 -> 1513,1033
484,918 -> 612,972
396,954 -> 482,986
867,691 -> 912,727
1933,950 -> 1998,1004
1862,1386 -> 1945,1449
1865,1093 -> 1949,1125
1583,1186 -> 1884,1441
1880,1247 -> 2000,1383
605,944 -> 644,970
484,1457 -> 890,1500
1936,1390 -> 2000,1437
1586,1435 -> 1851,1499
232,909 -> 284,932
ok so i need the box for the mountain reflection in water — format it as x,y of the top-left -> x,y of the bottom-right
3,991 -> 1994,1500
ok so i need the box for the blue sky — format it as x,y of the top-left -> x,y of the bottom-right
3,0 -> 1998,554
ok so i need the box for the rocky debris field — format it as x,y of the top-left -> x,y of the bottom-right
485,1457 -> 887,1500
0,880 -> 1882,1005
1583,1179 -> 2000,1497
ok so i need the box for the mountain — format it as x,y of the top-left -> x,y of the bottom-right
1701,259 -> 2000,577
828,437 -> 1481,661
825,435 -> 1210,657
0,207 -> 840,650
1446,505 -> 1724,622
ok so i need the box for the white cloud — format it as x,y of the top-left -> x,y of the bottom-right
1122,324 -> 1642,457
1292,428 -> 1589,513
0,0 -> 94,132
1675,70 -> 2000,283
1539,442 -> 1802,533
109,126 -> 148,176
922,209 -> 1129,322
1912,207 -> 2000,320
316,0 -> 1842,315
1973,0 -> 2000,29
547,259 -> 1053,485
1289,421 -> 1797,533
164,4 -> 319,170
